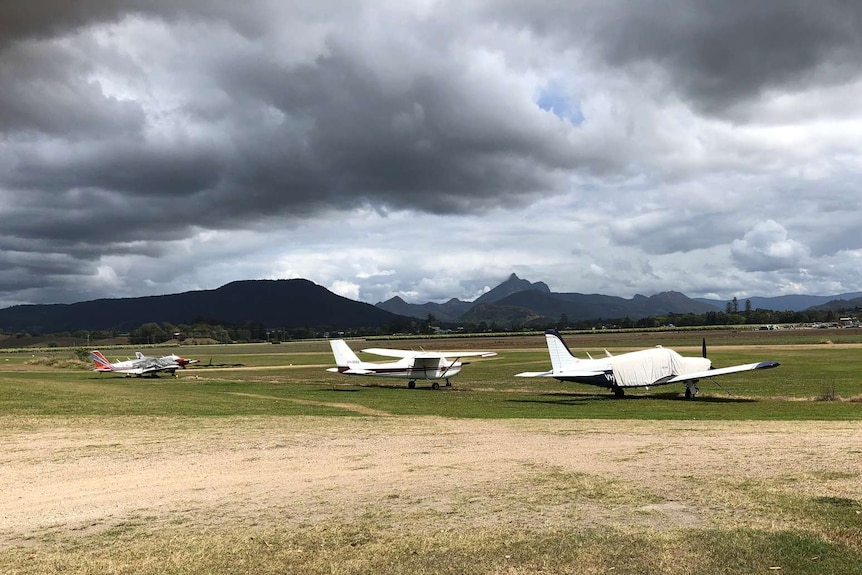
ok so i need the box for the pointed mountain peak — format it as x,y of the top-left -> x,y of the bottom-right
474,273 -> 551,305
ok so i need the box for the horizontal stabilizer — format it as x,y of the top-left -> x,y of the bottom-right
343,368 -> 375,375
515,371 -> 555,377
327,366 -> 375,375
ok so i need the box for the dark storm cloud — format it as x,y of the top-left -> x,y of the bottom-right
0,40 -> 146,136
2,1 -> 862,306
0,1 -> 580,303
491,0 -> 862,116
199,42 -> 575,214
0,1 -> 125,46
1,10 -> 573,243
0,0 -> 274,46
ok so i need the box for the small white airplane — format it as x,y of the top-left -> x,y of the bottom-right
327,339 -> 497,389
91,350 -> 198,377
516,330 -> 779,399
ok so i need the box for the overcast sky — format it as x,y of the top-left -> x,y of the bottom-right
2,0 -> 862,308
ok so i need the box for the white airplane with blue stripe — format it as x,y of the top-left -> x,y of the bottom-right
516,330 -> 779,399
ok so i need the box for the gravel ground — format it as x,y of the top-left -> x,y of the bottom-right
2,415 -> 860,548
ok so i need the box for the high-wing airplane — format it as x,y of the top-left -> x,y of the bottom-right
91,350 -> 197,377
327,339 -> 497,389
516,330 -> 779,399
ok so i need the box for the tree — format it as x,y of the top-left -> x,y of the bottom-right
130,322 -> 168,345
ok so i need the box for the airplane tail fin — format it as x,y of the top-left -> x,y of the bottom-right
329,339 -> 362,367
544,329 -> 580,372
91,350 -> 113,371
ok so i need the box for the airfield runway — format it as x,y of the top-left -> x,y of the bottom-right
2,415 -> 860,548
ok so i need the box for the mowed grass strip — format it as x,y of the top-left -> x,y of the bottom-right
2,342 -> 862,420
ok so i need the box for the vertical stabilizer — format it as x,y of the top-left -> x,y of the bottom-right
91,350 -> 113,371
544,330 -> 580,372
329,339 -> 362,367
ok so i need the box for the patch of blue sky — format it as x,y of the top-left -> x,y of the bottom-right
536,83 -> 584,125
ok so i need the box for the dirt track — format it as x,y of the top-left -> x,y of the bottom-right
2,415 -> 861,548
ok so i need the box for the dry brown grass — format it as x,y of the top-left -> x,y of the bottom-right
1,416 -> 861,573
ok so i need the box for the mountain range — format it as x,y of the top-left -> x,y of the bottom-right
377,274 -> 719,324
379,274 -> 862,321
1,273 -> 860,335
0,279 -> 402,334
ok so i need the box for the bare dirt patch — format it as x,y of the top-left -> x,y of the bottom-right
1,417 -> 860,549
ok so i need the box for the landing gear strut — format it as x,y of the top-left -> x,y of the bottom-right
684,381 -> 699,399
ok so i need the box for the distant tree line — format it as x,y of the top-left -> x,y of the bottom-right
5,299 -> 859,344
127,316 -> 424,344
537,299 -> 857,332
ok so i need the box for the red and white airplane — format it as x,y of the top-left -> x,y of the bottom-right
327,339 -> 496,389
91,351 -> 198,377
516,329 -> 779,399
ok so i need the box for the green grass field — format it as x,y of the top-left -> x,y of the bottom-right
2,335 -> 861,420
1,332 -> 861,574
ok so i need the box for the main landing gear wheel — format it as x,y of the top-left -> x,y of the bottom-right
445,379 -> 452,387
408,380 -> 416,389
684,382 -> 699,399
432,381 -> 440,390
613,387 -> 625,398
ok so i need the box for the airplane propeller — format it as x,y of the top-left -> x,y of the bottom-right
702,338 -> 707,359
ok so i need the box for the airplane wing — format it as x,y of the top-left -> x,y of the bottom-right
664,361 -> 780,384
361,348 -> 414,358
362,348 -> 497,359
137,357 -> 181,374
416,351 -> 497,359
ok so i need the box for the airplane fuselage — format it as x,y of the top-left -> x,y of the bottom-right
550,350 -> 711,389
335,359 -> 463,380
